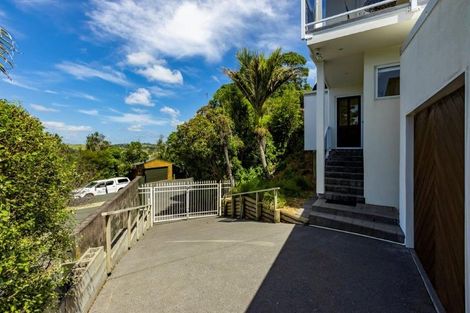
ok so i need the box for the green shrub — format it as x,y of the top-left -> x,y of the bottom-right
0,101 -> 74,312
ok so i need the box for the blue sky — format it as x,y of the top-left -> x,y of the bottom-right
0,0 -> 315,144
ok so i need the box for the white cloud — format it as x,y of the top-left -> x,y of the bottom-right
136,65 -> 183,85
78,109 -> 99,116
30,103 -> 58,112
131,108 -> 148,114
307,61 -> 317,85
125,88 -> 154,107
160,105 -> 182,127
160,106 -> 179,119
2,77 -> 39,91
128,124 -> 143,132
56,61 -> 130,86
148,86 -> 175,98
44,89 -> 58,94
67,91 -> 98,101
108,113 -> 167,126
14,0 -> 58,6
87,0 -> 293,62
126,52 -> 158,66
43,121 -> 92,132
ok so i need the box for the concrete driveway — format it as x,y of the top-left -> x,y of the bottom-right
90,218 -> 435,313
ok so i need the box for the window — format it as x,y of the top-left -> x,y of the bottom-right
105,180 -> 114,186
376,65 -> 400,98
118,178 -> 129,184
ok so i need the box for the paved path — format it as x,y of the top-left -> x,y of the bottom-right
90,218 -> 435,313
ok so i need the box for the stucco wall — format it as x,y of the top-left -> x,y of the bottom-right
363,46 -> 401,207
304,92 -> 317,151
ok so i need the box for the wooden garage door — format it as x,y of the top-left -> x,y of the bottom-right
414,86 -> 465,313
145,167 -> 168,183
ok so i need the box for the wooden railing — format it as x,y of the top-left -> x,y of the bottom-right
227,188 -> 280,222
101,204 -> 152,273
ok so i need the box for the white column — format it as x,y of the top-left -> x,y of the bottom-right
315,0 -> 322,21
316,61 -> 325,195
465,68 -> 470,313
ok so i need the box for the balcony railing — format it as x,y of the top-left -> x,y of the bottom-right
301,0 -> 418,38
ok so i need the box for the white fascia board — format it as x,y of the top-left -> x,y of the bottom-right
307,7 -> 418,46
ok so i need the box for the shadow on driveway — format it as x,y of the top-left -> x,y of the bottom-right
246,224 -> 435,313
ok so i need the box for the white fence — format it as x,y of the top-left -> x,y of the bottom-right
140,180 -> 231,223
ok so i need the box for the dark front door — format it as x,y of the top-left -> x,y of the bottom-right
337,96 -> 361,147
414,86 -> 465,313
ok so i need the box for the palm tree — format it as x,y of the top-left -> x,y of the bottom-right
224,48 -> 303,177
0,27 -> 16,79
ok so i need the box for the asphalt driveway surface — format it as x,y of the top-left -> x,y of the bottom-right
90,217 -> 435,313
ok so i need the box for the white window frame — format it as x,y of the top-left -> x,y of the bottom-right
375,63 -> 401,100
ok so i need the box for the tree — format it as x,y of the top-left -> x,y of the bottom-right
0,27 -> 16,79
120,142 -> 148,174
0,100 -> 74,311
166,106 -> 242,181
199,106 -> 242,186
167,112 -> 224,180
153,135 -> 171,161
224,48 -> 304,177
85,132 -> 110,151
266,84 -> 304,158
209,83 -> 257,169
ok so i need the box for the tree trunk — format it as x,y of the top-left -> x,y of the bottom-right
223,143 -> 235,187
257,136 -> 271,178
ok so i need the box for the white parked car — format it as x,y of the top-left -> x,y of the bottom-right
73,177 -> 130,199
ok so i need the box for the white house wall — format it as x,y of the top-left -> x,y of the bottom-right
400,0 -> 470,309
304,92 -> 317,151
363,46 -> 401,208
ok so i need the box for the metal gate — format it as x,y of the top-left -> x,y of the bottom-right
140,180 -> 231,223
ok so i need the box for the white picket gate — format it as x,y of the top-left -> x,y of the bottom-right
139,180 -> 231,223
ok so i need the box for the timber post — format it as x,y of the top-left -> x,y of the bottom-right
105,215 -> 112,274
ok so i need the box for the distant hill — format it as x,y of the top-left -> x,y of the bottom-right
67,143 -> 157,152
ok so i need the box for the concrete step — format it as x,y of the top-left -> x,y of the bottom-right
326,160 -> 363,167
324,192 -> 365,204
325,184 -> 364,196
325,177 -> 364,188
329,149 -> 363,157
309,210 -> 404,243
312,199 -> 398,225
326,165 -> 363,173
325,172 -> 364,180
326,155 -> 364,162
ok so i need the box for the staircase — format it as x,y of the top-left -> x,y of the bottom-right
325,149 -> 365,204
309,149 -> 405,243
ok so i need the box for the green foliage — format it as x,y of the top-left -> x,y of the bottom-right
85,132 -> 110,152
224,48 -> 307,176
266,83 -> 304,158
0,100 -> 74,312
167,106 -> 241,181
71,135 -> 151,186
120,142 -> 149,173
152,135 -> 171,161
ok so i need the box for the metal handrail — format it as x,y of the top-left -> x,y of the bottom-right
324,126 -> 332,157
305,0 -> 399,28
231,187 -> 280,197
